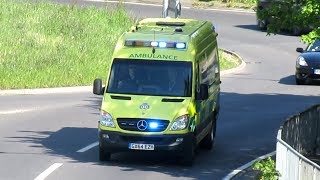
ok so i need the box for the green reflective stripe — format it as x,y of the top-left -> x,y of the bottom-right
129,53 -> 178,60
189,117 -> 196,132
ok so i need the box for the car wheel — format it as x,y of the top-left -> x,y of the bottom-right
200,115 -> 217,150
257,19 -> 267,30
99,146 -> 111,161
295,78 -> 305,85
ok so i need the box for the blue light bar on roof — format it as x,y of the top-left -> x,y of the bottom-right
151,41 -> 158,47
175,42 -> 186,49
125,40 -> 187,50
159,42 -> 167,48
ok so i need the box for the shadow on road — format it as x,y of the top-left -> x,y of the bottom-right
234,24 -> 299,37
279,75 -> 320,86
4,92 -> 320,179
234,24 -> 261,31
278,75 -> 296,85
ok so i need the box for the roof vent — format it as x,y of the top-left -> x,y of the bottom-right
156,21 -> 185,26
174,27 -> 183,32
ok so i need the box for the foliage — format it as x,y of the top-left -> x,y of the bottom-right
253,157 -> 281,180
258,0 -> 320,43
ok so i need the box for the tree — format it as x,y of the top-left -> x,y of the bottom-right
258,0 -> 320,43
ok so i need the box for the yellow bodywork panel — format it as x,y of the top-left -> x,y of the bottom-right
99,94 -> 195,135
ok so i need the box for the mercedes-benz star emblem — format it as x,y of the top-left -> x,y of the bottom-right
140,103 -> 150,110
137,120 -> 148,131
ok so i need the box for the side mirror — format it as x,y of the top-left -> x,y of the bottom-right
93,79 -> 103,95
296,47 -> 304,53
199,84 -> 209,100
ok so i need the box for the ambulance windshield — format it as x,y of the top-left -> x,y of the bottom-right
107,59 -> 192,97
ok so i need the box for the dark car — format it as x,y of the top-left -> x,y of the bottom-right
295,39 -> 320,85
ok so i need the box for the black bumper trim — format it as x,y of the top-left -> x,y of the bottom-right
99,130 -> 193,153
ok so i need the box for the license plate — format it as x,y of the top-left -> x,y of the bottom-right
314,69 -> 320,75
128,143 -> 154,150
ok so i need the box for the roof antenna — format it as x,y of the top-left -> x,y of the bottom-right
152,30 -> 156,54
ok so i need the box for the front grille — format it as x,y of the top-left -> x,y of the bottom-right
311,62 -> 320,68
120,136 -> 164,142
117,118 -> 170,132
309,74 -> 320,79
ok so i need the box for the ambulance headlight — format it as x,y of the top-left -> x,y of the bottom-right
99,110 -> 115,127
169,115 -> 189,131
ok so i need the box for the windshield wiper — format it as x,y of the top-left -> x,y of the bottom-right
161,98 -> 184,102
110,95 -> 131,100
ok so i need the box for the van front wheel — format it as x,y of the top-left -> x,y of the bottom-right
99,146 -> 111,161
180,135 -> 196,166
200,115 -> 216,150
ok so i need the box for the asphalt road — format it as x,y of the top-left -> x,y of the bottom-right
1,1 -> 320,180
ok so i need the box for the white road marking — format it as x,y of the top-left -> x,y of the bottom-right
0,109 -> 35,115
77,141 -> 99,152
34,163 -> 63,180
222,151 -> 276,180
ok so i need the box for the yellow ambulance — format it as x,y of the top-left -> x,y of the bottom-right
93,17 -> 220,165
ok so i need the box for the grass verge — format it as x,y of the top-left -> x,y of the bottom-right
193,0 -> 256,10
0,0 -> 134,89
219,50 -> 242,70
0,0 -> 240,89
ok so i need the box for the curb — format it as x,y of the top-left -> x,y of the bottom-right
0,50 -> 245,95
223,151 -> 276,180
220,48 -> 246,76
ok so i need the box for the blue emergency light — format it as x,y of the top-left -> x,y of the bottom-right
149,122 -> 159,129
175,42 -> 186,49
158,42 -> 167,48
125,40 -> 186,50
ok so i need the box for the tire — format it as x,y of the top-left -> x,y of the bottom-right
180,135 -> 196,166
99,146 -> 111,161
200,115 -> 217,150
257,19 -> 267,30
295,78 -> 305,85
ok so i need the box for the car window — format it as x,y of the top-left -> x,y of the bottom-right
307,39 -> 320,52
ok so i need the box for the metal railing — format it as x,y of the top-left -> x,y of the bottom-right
276,105 -> 320,180
162,0 -> 181,18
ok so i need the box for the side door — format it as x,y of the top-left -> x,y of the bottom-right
194,53 -> 212,144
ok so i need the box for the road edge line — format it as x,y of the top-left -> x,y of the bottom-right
220,48 -> 246,76
34,163 -> 63,180
222,151 -> 276,180
77,141 -> 99,153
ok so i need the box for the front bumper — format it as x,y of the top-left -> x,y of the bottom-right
99,130 -> 193,153
296,67 -> 320,81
